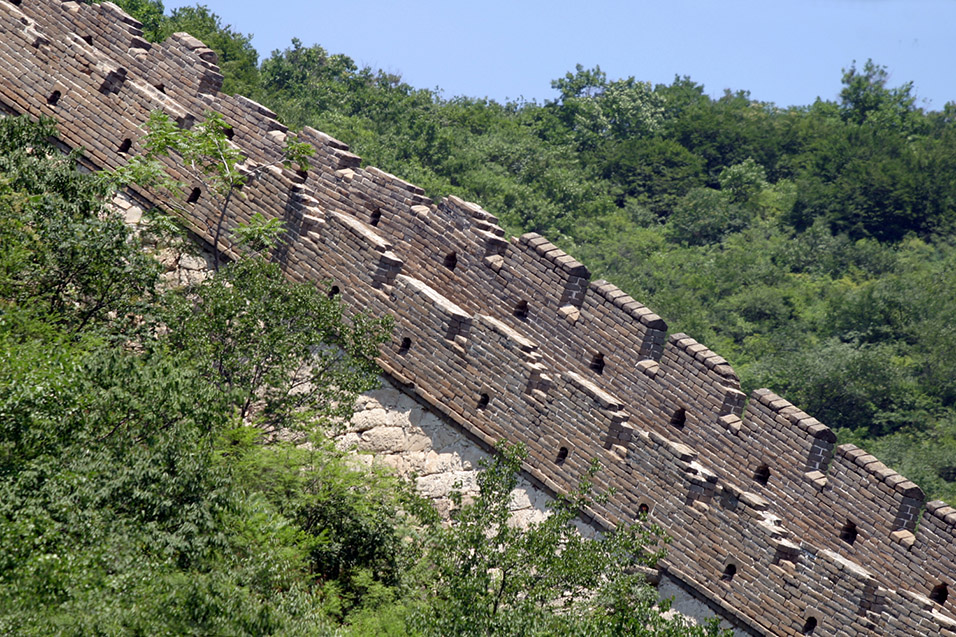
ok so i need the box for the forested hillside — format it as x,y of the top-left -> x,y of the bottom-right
112,1 -> 956,502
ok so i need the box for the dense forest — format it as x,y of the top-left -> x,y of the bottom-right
115,1 -> 956,503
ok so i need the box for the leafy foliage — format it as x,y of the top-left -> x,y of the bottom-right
0,115 -> 407,633
410,442 -> 729,636
117,109 -> 312,269
0,116 -> 159,334
161,257 -> 391,429
550,64 -> 665,150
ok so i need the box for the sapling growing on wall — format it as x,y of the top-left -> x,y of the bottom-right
109,108 -> 391,430
115,109 -> 313,269
410,441 -> 731,637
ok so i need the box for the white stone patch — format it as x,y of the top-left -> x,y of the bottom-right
114,191 -> 215,288
657,575 -> 746,635
338,378 -> 563,531
358,426 -> 405,453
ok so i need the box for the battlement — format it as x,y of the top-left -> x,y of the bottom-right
2,2 -> 953,634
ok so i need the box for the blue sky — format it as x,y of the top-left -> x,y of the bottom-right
165,0 -> 955,110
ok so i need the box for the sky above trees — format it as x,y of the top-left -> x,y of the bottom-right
165,0 -> 954,109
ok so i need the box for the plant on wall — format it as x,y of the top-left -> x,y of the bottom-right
114,109 -> 313,270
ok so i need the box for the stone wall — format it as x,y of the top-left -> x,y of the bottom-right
2,2 -> 954,635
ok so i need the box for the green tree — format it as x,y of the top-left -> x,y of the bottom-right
549,64 -> 664,150
258,39 -> 370,123
410,442 -> 728,636
717,158 -> 768,204
601,137 -> 706,218
119,109 -> 312,270
0,115 -> 413,633
161,257 -> 391,429
0,115 -> 159,334
839,59 -> 920,133
789,121 -> 956,240
664,187 -> 750,246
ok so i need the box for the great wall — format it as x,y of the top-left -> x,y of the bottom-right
2,2 -> 954,634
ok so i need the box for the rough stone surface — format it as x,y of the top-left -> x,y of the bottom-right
339,380 -> 601,538
658,575 -> 749,636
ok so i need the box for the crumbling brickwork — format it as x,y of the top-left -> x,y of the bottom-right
2,2 -> 953,634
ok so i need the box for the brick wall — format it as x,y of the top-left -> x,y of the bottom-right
2,2 -> 953,634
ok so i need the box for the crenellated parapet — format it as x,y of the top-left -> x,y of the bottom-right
2,2 -> 953,634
